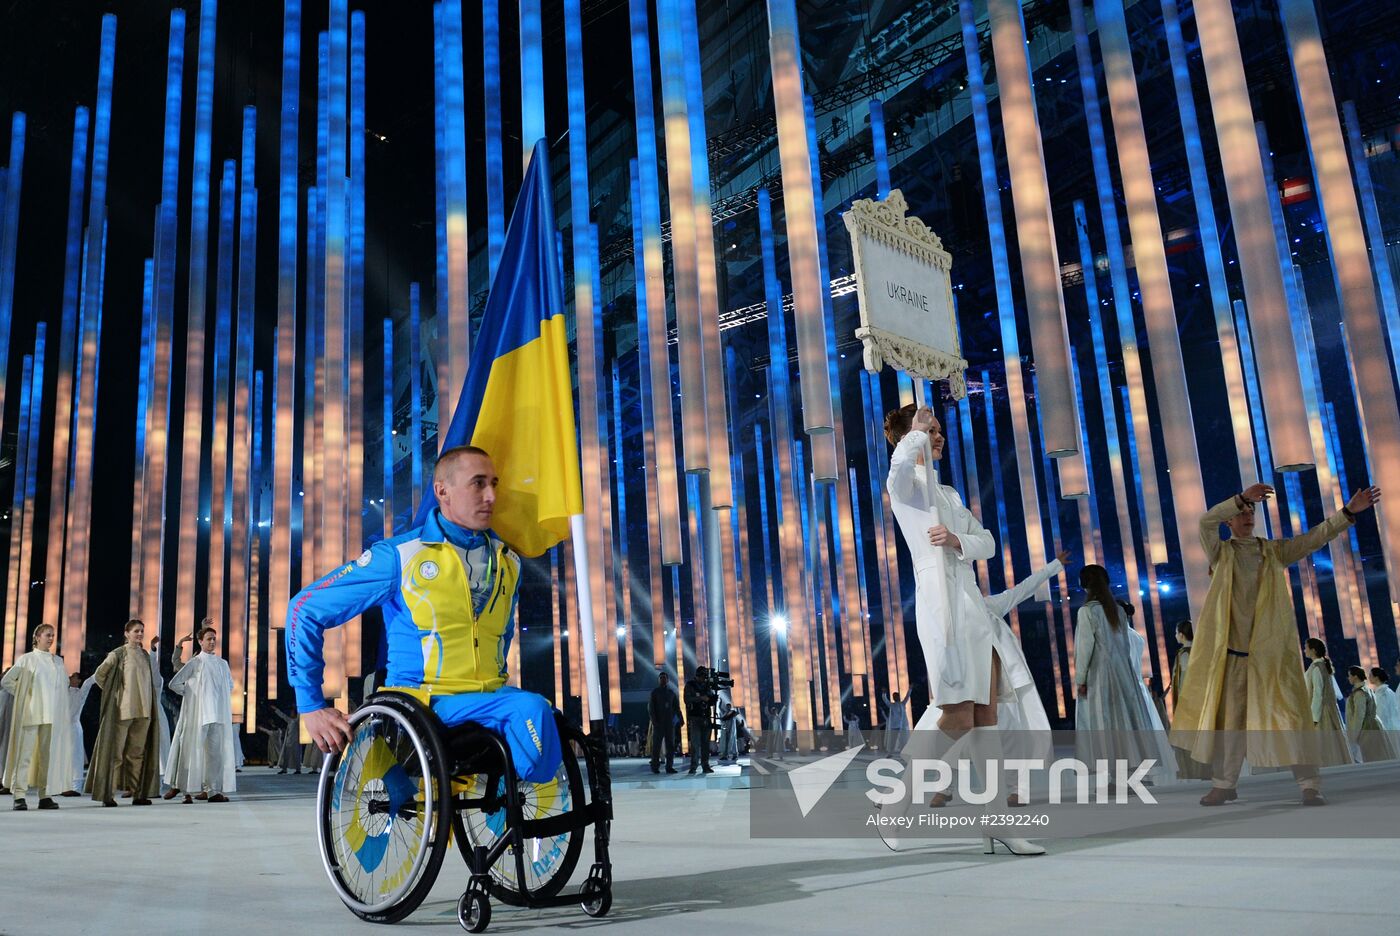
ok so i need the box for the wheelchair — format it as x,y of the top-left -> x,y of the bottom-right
315,690 -> 613,932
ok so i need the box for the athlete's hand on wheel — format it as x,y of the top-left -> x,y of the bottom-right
1347,486 -> 1381,514
303,706 -> 352,754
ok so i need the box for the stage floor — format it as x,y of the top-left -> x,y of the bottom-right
2,762 -> 1398,935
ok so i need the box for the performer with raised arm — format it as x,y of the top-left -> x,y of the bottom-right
1171,483 -> 1379,805
286,446 -> 562,784
163,623 -> 238,804
881,402 -> 1042,856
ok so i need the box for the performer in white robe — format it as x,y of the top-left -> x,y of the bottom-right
1,625 -> 74,809
163,626 -> 237,802
64,673 -> 98,795
882,404 -> 1042,856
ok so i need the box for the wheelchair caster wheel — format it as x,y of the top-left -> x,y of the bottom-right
580,878 -> 611,918
458,890 -> 491,933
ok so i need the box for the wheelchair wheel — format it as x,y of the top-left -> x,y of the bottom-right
452,737 -> 586,904
316,695 -> 452,923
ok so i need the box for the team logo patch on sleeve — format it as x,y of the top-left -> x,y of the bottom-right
356,550 -> 374,568
419,560 -> 439,580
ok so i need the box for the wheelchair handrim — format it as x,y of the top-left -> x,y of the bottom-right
316,703 -> 438,916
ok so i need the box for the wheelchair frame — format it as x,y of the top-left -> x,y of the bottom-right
317,690 -> 613,932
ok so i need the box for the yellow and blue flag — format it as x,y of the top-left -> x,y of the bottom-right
416,140 -> 582,557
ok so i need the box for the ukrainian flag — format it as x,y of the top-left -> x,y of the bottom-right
416,140 -> 582,556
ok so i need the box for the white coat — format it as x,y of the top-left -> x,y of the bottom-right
887,429 -> 1001,708
165,651 -> 238,793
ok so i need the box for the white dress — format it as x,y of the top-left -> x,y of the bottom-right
887,429 -> 1002,708
1373,683 -> 1400,756
165,652 -> 238,794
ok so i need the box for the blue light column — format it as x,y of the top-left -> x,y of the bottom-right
1232,299 -> 1281,540
1161,0 -> 1257,489
409,283 -> 423,513
754,418 -> 784,702
433,4 -> 448,440
869,99 -> 890,199
129,258 -> 155,616
0,112 -> 23,435
349,10 -> 367,552
1075,201 -> 1135,579
519,0 -> 545,172
1032,376 -> 1073,712
860,368 -> 906,696
1343,99 -> 1400,383
630,161 -> 666,664
959,0 -> 1051,591
565,0 -> 609,718
3,354 -> 32,667
230,107 -> 257,716
42,106 -> 88,640
382,318 -> 394,538
1067,0 -> 1166,558
482,0 -> 505,278
138,9 -> 185,634
270,0 -> 300,636
208,160 -> 237,633
441,0 -> 469,427
17,328 -> 47,654
62,13 -> 117,664
611,358 -> 633,671
172,0 -> 219,647
628,0 -> 683,564
759,186 -> 815,731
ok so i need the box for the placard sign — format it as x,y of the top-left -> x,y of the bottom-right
842,189 -> 967,397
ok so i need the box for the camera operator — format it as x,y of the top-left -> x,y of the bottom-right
684,667 -> 717,774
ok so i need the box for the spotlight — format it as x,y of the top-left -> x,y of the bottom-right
770,613 -> 788,633
616,626 -> 626,638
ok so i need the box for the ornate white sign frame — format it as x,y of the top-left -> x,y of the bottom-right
842,189 -> 967,398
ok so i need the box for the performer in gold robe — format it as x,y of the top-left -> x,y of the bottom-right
1170,482 -> 1379,806
87,620 -> 163,806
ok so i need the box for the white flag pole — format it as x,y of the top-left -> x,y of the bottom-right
569,514 -> 605,725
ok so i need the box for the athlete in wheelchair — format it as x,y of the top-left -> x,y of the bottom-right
287,446 -> 612,932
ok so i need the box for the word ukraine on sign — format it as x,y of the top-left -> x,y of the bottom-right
843,189 -> 967,397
